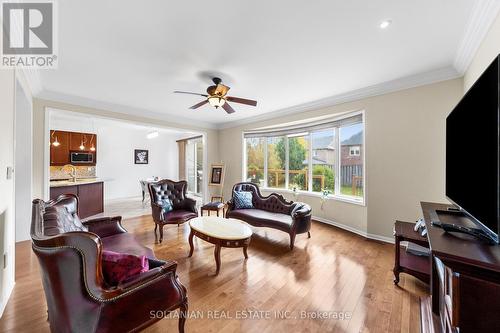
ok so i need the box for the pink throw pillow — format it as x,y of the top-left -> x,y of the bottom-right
101,250 -> 149,285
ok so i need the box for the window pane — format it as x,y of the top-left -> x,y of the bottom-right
186,141 -> 196,193
245,138 -> 265,186
312,129 -> 335,192
288,135 -> 309,191
186,138 -> 203,195
340,123 -> 363,198
196,140 -> 203,195
267,136 -> 286,188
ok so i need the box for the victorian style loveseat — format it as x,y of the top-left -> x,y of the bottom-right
226,182 -> 312,250
31,194 -> 188,332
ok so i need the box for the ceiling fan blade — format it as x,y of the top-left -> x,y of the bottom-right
215,84 -> 230,96
189,100 -> 209,109
174,91 -> 208,97
227,96 -> 257,106
222,102 -> 236,114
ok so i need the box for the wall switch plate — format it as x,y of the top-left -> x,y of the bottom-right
6,166 -> 13,180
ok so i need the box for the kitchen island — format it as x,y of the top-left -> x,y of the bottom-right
50,178 -> 104,219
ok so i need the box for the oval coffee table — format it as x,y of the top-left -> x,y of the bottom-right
188,216 -> 252,275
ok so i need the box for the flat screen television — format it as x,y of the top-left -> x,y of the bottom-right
446,54 -> 499,244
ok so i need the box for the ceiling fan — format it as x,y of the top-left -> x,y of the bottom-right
174,77 -> 257,114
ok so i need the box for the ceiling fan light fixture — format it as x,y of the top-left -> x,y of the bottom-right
208,96 -> 226,108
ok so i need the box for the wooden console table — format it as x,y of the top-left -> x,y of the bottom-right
420,202 -> 500,333
393,220 -> 430,285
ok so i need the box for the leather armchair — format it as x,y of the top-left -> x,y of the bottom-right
31,194 -> 188,333
226,182 -> 312,250
148,179 -> 198,242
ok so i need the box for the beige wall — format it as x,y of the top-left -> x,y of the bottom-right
219,78 -> 463,240
32,98 -> 219,201
0,69 -> 15,314
464,12 -> 500,91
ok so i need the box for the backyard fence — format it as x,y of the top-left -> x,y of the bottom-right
340,165 -> 363,186
250,165 -> 363,189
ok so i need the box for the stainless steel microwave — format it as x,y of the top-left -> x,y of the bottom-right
70,152 -> 94,163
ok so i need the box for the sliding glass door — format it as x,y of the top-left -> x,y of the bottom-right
186,137 -> 203,196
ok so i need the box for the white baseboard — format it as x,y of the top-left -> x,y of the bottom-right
0,281 -> 15,317
312,216 -> 394,244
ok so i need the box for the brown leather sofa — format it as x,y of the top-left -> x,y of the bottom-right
148,179 -> 198,243
31,194 -> 188,333
226,182 -> 312,250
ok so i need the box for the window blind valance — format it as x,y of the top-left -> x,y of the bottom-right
243,113 -> 363,138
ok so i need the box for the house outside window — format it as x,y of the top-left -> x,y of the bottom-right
349,146 -> 360,156
243,112 -> 364,203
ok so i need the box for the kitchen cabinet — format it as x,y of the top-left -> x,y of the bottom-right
50,130 -> 97,166
50,131 -> 70,165
50,181 -> 104,219
49,184 -> 78,198
77,182 -> 104,218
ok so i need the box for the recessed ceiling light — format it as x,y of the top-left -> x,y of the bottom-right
147,131 -> 159,139
380,20 -> 392,29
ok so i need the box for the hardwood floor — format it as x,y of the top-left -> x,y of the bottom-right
0,217 -> 427,332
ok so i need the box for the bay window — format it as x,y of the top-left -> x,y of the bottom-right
312,129 -> 336,193
245,137 -> 265,186
267,136 -> 286,188
243,112 -> 364,203
287,134 -> 309,191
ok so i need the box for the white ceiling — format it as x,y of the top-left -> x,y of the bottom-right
49,109 -> 200,137
36,0 -> 498,128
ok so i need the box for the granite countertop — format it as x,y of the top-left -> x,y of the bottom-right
49,177 -> 105,188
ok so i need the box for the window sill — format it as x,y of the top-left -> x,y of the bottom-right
260,187 -> 365,206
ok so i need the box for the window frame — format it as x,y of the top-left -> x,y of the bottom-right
242,110 -> 365,205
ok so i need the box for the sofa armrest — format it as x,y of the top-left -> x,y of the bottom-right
226,199 -> 234,211
290,203 -> 312,234
291,203 -> 311,218
183,197 -> 198,214
83,216 -> 127,238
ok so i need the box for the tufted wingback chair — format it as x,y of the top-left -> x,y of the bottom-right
226,182 -> 312,250
31,194 -> 188,333
148,179 -> 198,242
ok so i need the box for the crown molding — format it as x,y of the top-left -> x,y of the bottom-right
17,68 -> 43,96
36,90 -> 218,130
454,0 -> 500,74
217,66 -> 461,130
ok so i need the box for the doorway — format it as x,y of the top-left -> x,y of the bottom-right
185,137 -> 203,197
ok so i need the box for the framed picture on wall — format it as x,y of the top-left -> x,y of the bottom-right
209,164 -> 225,186
134,149 -> 149,164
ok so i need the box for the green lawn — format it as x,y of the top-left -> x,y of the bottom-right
340,185 -> 363,197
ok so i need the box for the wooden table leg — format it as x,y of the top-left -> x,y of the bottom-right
188,229 -> 195,257
243,244 -> 248,259
214,243 -> 221,275
393,235 -> 401,285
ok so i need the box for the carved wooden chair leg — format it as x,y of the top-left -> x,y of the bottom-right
178,301 -> 188,333
159,225 -> 164,243
289,233 -> 296,250
308,231 -> 311,238
154,224 -> 158,237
